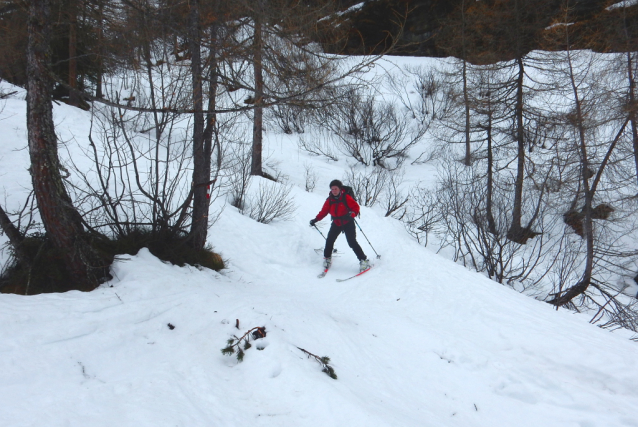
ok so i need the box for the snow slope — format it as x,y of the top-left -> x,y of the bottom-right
1,73 -> 638,426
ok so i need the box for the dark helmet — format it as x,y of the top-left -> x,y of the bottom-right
329,179 -> 343,189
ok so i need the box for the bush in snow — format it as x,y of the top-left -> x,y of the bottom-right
343,165 -> 389,207
242,178 -> 296,224
326,87 -> 429,170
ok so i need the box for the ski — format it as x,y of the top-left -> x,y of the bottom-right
317,267 -> 330,278
335,265 -> 373,282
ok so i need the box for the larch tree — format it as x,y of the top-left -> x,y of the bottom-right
26,0 -> 106,291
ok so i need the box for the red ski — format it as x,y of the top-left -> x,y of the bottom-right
335,265 -> 373,282
317,267 -> 330,278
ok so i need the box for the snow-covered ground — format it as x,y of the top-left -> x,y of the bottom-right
1,63 -> 638,426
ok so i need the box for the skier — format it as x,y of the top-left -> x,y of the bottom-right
310,180 -> 370,272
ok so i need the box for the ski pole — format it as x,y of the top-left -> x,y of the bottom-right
313,224 -> 337,254
313,224 -> 327,240
354,219 -> 381,259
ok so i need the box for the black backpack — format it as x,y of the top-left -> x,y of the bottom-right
341,185 -> 357,204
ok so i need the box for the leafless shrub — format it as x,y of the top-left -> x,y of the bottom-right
546,219 -> 638,332
327,88 -> 423,170
226,141 -> 253,211
386,66 -> 453,165
402,185 -> 441,247
304,163 -> 317,192
343,165 -> 388,207
267,103 -> 309,134
380,169 -> 409,219
243,178 -> 296,224
428,159 -> 557,290
63,60 -> 234,239
298,133 -> 338,161
62,94 -> 194,238
0,191 -> 38,237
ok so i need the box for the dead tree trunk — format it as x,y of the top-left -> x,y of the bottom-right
27,0 -> 104,291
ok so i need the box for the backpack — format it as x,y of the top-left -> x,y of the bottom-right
341,185 -> 357,204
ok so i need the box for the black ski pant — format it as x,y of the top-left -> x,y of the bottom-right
324,220 -> 367,260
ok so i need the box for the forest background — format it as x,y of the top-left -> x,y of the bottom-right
2,0 -> 638,335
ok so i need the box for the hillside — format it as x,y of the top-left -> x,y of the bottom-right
1,76 -> 638,426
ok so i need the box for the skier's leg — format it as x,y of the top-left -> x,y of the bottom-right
324,222 -> 342,258
343,221 -> 367,260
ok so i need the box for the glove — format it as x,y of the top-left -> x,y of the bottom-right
309,219 -> 317,227
349,211 -> 356,218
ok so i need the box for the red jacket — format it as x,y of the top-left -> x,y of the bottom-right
315,191 -> 360,226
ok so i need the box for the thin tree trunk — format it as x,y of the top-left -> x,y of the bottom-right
27,0 -> 102,291
95,1 -> 104,99
463,59 -> 471,166
627,52 -> 638,187
507,57 -> 527,243
461,0 -> 471,166
251,3 -> 264,177
549,49 -> 594,307
485,112 -> 496,234
68,0 -> 79,107
188,0 -> 208,248
550,118 -> 629,306
205,22 -> 220,172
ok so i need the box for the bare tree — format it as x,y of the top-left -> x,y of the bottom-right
533,13 -> 638,330
187,0 -> 224,249
250,0 -> 266,176
227,139 -> 253,211
26,0 -> 105,291
545,49 -> 630,307
432,157 -> 556,287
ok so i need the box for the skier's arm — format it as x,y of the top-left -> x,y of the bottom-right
345,195 -> 360,217
315,199 -> 331,222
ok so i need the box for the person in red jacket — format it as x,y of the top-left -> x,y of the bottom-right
310,180 -> 369,272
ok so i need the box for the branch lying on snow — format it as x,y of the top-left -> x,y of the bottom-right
220,324 -> 337,379
221,326 -> 267,362
297,347 -> 337,380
